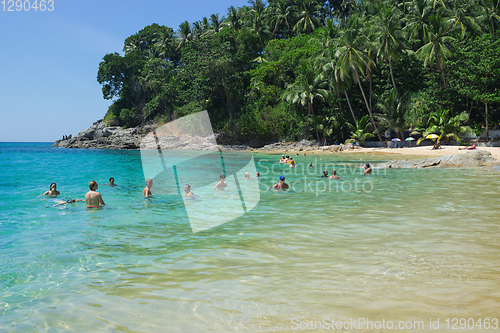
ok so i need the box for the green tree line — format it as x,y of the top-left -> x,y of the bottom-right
97,0 -> 500,144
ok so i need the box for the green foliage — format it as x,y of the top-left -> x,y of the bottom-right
94,0 -> 499,143
346,115 -> 375,146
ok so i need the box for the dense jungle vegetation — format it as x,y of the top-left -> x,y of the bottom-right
97,0 -> 500,144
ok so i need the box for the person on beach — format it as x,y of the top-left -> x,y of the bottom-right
321,170 -> 329,177
85,181 -> 105,208
214,174 -> 227,190
432,142 -> 442,150
38,183 -> 60,197
184,184 -> 198,198
458,144 -> 476,150
50,199 -> 84,207
271,176 -> 289,190
329,170 -> 340,179
244,172 -> 250,180
364,163 -> 372,175
104,177 -> 117,186
143,178 -> 153,197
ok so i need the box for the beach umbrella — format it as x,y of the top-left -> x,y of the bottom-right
405,137 -> 415,141
426,134 -> 439,140
391,138 -> 401,141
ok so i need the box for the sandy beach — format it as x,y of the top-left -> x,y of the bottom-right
338,145 -> 500,161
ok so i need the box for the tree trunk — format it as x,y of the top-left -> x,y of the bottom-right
309,102 -> 320,142
353,69 -> 382,141
344,90 -> 357,124
389,58 -> 398,96
485,102 -> 489,140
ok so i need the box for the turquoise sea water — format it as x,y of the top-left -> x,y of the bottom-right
1,142 -> 499,332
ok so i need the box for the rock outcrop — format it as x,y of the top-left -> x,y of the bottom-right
375,150 -> 500,169
54,120 -> 158,149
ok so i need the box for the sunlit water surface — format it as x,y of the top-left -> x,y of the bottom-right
1,143 -> 499,332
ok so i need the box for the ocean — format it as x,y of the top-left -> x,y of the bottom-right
1,142 -> 499,332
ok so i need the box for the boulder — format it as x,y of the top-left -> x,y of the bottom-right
376,150 -> 499,169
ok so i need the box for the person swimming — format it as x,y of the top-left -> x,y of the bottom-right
290,160 -> 296,167
244,172 -> 250,180
214,174 -> 227,190
85,181 -> 105,208
321,170 -> 329,177
104,177 -> 117,186
38,183 -> 60,197
50,199 -> 84,207
328,170 -> 340,179
184,184 -> 199,199
364,163 -> 372,175
271,176 -> 289,190
143,178 -> 153,197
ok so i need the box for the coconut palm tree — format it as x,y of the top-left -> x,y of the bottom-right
478,0 -> 500,40
176,21 -> 192,50
225,6 -> 243,32
294,0 -> 322,35
334,16 -> 381,140
346,115 -> 375,146
282,61 -> 328,141
374,90 -> 407,139
416,13 -> 456,88
415,109 -> 473,144
373,5 -> 406,96
403,0 -> 433,48
268,0 -> 296,37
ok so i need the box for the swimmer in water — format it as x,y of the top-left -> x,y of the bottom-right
184,184 -> 199,198
290,160 -> 296,167
38,183 -> 60,197
328,170 -> 340,179
214,174 -> 227,190
271,176 -> 289,190
321,170 -> 329,177
85,181 -> 105,208
104,177 -> 117,186
244,172 -> 250,180
252,172 -> 260,179
50,199 -> 84,207
143,178 -> 153,197
364,163 -> 372,175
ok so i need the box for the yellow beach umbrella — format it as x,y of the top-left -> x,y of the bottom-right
426,134 -> 439,140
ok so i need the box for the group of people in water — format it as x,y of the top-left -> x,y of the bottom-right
39,155 -> 374,208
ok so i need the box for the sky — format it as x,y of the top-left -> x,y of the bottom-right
0,0 -> 250,142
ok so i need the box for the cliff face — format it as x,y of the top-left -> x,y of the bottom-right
53,120 -> 157,149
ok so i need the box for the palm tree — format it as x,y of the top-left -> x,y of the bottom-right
334,16 -> 381,140
154,30 -> 176,62
282,61 -> 328,141
373,5 -> 406,96
176,21 -> 192,50
226,6 -> 243,32
403,0 -> 432,48
124,35 -> 144,54
416,13 -> 456,88
294,0 -> 322,35
442,0 -> 481,39
346,115 -> 375,146
415,109 -> 472,144
248,11 -> 272,49
478,0 -> 500,41
374,90 -> 407,139
268,0 -> 296,37
209,13 -> 225,33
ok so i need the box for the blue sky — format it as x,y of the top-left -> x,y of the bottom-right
0,0 -> 250,142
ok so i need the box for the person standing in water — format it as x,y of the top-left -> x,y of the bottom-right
38,183 -> 60,197
104,177 -> 117,186
143,178 -> 153,197
214,174 -> 227,190
364,163 -> 372,175
85,181 -> 105,208
328,170 -> 340,179
184,184 -> 199,198
271,176 -> 289,190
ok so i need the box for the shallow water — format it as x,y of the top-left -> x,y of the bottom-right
1,143 -> 499,332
